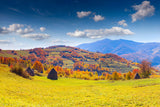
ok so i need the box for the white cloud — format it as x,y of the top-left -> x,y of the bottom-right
77,11 -> 91,18
76,11 -> 105,22
131,1 -> 155,22
21,33 -> 50,40
93,15 -> 104,22
0,27 -> 8,34
0,24 -> 50,40
7,24 -> 24,32
16,27 -> 34,34
118,20 -> 128,27
67,30 -> 86,37
40,27 -> 46,32
0,24 -> 34,34
0,40 -> 12,44
0,24 -> 23,34
67,27 -> 134,39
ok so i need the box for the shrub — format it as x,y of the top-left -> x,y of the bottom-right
81,74 -> 90,80
10,66 -> 29,78
59,74 -> 63,77
91,76 -> 99,80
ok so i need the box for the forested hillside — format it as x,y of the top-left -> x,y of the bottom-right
0,45 -> 138,73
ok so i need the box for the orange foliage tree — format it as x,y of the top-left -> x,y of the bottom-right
32,61 -> 44,73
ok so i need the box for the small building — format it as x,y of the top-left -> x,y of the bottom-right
47,68 -> 58,80
134,73 -> 140,79
26,67 -> 35,76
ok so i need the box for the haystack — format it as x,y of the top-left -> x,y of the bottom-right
134,73 -> 140,79
47,68 -> 58,80
26,67 -> 35,76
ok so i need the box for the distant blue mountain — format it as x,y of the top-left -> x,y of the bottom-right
77,39 -> 160,66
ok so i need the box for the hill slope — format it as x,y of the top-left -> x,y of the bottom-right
1,64 -> 160,106
77,39 -> 160,65
0,45 -> 137,73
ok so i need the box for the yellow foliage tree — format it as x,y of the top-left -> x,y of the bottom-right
126,71 -> 133,80
112,71 -> 119,80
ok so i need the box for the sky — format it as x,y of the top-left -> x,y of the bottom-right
0,0 -> 160,50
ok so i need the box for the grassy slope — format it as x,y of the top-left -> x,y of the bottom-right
0,64 -> 160,107
0,50 -> 29,59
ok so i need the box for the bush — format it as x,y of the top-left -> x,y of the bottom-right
10,66 -> 29,78
91,76 -> 99,80
81,74 -> 90,80
59,74 -> 63,77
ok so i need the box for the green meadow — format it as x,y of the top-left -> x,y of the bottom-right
0,64 -> 160,107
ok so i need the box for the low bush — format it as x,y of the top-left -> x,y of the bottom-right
10,66 -> 29,78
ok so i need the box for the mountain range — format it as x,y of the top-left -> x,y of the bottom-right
77,39 -> 160,66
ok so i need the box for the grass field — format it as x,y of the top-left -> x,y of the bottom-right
0,64 -> 160,107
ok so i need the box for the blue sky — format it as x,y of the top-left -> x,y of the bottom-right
0,0 -> 160,50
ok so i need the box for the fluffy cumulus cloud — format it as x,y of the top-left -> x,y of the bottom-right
0,24 -> 34,34
131,1 -> 155,22
67,30 -> 86,37
0,40 -> 12,44
22,33 -> 50,40
0,24 -> 23,34
93,15 -> 104,22
0,24 -> 50,40
16,27 -> 34,34
77,11 -> 91,18
67,27 -> 134,39
40,27 -> 46,32
118,20 -> 128,27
